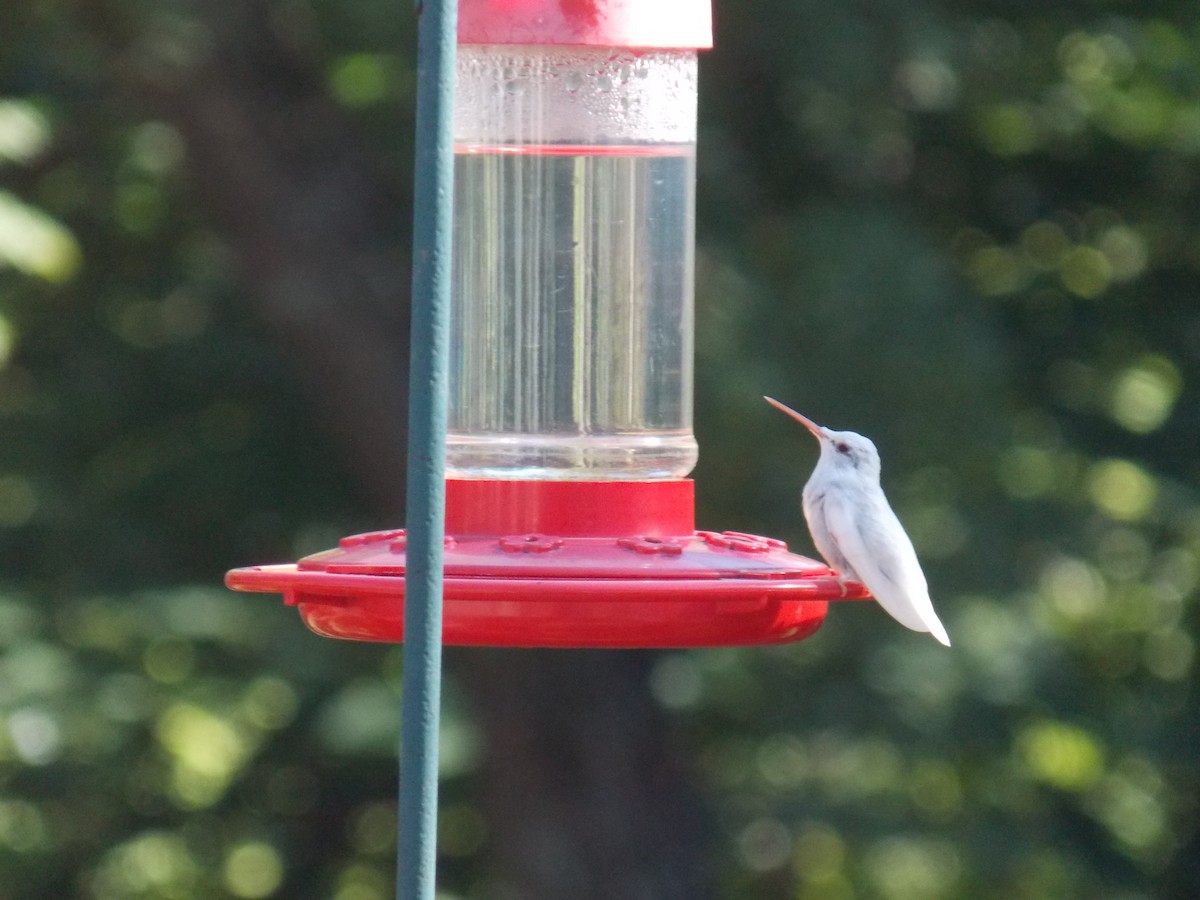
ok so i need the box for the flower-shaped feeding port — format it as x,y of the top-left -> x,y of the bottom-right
226,480 -> 869,647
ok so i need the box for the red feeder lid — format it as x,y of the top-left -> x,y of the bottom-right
458,0 -> 713,49
226,480 -> 868,648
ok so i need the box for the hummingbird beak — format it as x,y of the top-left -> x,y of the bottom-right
764,396 -> 828,440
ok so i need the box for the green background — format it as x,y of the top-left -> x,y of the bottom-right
1,1 -> 1198,897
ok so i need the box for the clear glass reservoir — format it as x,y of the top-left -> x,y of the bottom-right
448,46 -> 699,480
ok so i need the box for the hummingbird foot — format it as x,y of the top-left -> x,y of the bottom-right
829,574 -> 869,600
824,575 -> 857,598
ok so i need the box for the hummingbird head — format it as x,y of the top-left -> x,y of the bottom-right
764,396 -> 882,477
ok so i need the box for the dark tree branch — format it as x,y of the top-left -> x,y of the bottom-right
104,0 -> 414,517
460,649 -> 717,900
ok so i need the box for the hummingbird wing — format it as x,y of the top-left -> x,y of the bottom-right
802,488 -> 861,582
821,488 -> 951,646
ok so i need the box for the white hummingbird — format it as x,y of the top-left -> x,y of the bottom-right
765,396 -> 951,646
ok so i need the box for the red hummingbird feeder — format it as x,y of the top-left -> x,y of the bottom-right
225,0 -> 867,647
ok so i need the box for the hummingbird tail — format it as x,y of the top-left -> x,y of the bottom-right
927,616 -> 951,647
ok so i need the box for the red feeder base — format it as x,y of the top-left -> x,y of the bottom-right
225,479 -> 868,648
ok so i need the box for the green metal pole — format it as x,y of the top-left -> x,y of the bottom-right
399,0 -> 456,896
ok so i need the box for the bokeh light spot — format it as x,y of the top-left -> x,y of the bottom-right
1108,355 -> 1181,434
1151,548 -> 1197,604
738,818 -> 793,873
793,823 -> 847,884
5,641 -> 74,695
977,104 -> 1038,156
348,802 -> 397,856
1143,629 -> 1193,681
91,832 -> 198,897
967,246 -> 1026,296
97,673 -> 156,724
1020,220 -> 1071,271
755,733 -> 809,790
1101,83 -> 1170,146
114,181 -> 166,236
0,191 -> 81,282
649,653 -> 702,709
156,703 -> 254,809
439,708 -> 483,778
316,679 -> 400,756
0,474 -> 37,527
0,799 -> 51,852
895,58 -> 959,111
1058,32 -> 1133,88
1017,720 -> 1104,791
1087,758 -> 1167,856
0,315 -> 15,368
908,758 -> 964,819
998,446 -> 1057,500
333,863 -> 390,900
129,121 -> 185,174
904,503 -> 969,559
240,676 -> 299,731
143,637 -> 195,684
955,598 -> 1032,704
1059,246 -> 1112,298
865,837 -> 962,900
1140,20 -> 1186,70
1166,104 -> 1200,155
1094,527 -> 1150,581
0,100 -> 50,163
1038,556 -> 1106,624
223,841 -> 284,898
7,707 -> 62,765
1099,226 -> 1148,280
1088,459 -> 1157,521
329,54 -> 394,107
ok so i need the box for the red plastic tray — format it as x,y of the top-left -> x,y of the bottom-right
225,480 -> 867,648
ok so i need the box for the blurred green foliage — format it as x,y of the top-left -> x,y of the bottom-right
2,1 -> 1199,898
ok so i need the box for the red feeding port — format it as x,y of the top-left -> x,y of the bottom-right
225,480 -> 868,647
